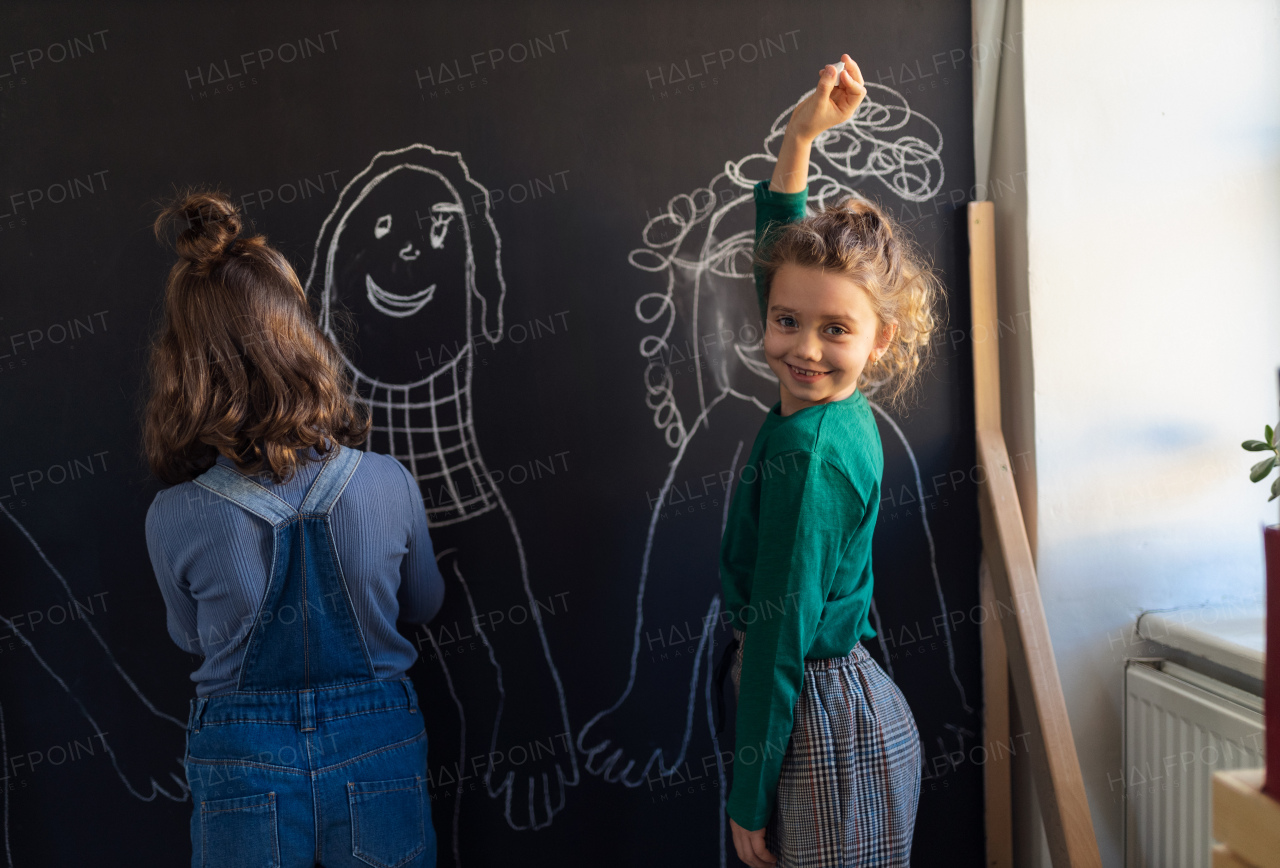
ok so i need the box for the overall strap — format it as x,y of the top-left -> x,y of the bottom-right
235,442 -> 376,691
299,444 -> 362,516
193,463 -> 297,527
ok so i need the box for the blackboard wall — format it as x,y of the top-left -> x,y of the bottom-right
0,2 -> 983,865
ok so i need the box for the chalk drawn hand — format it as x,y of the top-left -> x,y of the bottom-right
575,648 -> 702,787
575,415 -> 746,791
481,648 -> 578,830
577,675 -> 683,787
140,756 -> 190,802
433,517 -> 580,831
0,504 -> 190,807
576,595 -> 720,789
0,611 -> 192,804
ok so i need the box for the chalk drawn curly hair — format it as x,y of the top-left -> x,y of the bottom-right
756,194 -> 946,412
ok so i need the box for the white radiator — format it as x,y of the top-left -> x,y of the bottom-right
1123,659 -> 1264,868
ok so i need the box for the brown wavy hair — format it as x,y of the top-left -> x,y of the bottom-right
144,189 -> 369,485
756,195 -> 946,412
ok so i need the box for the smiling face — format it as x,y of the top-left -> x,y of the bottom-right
763,263 -> 895,416
330,166 -> 469,381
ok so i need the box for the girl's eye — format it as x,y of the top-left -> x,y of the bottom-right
825,325 -> 848,336
429,213 -> 454,249
777,315 -> 797,328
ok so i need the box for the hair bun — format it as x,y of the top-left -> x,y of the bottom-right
154,190 -> 244,273
835,195 -> 892,240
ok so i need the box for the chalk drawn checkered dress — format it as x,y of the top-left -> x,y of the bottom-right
349,344 -> 497,527
731,628 -> 923,867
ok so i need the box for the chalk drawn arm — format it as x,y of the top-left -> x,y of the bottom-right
436,537 -> 578,831
1,502 -> 188,810
576,404 -> 744,788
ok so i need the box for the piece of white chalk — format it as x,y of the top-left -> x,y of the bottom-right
834,62 -> 845,73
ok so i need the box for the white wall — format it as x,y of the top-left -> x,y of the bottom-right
1018,1 -> 1280,864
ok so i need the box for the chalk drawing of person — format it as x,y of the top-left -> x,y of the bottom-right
304,145 -> 577,843
576,87 -> 969,860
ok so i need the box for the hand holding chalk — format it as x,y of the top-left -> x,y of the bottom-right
769,54 -> 868,193
786,53 -> 867,142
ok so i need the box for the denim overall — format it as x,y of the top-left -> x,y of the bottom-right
183,445 -> 436,868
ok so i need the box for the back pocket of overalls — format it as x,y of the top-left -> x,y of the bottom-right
199,792 -> 279,868
348,776 -> 426,868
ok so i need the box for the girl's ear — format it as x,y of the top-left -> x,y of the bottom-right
877,321 -> 898,352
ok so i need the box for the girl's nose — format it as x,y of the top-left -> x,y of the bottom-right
398,241 -> 420,262
795,329 -> 823,360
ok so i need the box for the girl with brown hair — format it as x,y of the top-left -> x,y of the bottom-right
145,191 -> 443,868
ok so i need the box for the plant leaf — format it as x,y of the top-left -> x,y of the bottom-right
1271,475 -> 1280,501
1250,455 -> 1277,482
1268,424 -> 1276,446
1242,439 -> 1271,451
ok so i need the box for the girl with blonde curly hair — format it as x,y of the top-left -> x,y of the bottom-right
720,54 -> 942,868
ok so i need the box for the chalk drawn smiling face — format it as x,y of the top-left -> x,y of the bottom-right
330,167 -> 469,381
696,205 -> 776,402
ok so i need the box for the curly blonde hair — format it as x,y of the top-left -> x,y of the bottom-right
756,195 -> 946,412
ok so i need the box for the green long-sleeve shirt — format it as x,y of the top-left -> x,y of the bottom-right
719,180 -> 884,830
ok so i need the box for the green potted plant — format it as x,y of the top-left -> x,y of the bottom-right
1242,425 -> 1280,499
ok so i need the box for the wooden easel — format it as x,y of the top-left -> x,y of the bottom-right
968,202 -> 1102,868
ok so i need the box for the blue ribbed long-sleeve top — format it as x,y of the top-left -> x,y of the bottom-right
145,447 -> 445,697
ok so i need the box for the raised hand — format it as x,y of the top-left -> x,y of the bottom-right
771,54 -> 867,193
788,53 -> 867,141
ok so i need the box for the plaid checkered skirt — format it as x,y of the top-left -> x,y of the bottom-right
731,628 -> 923,867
